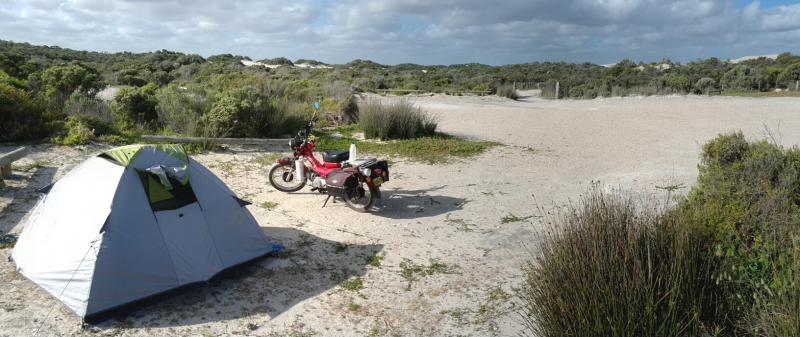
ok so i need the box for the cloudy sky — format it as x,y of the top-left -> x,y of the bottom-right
0,0 -> 799,65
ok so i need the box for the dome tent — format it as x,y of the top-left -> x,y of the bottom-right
11,144 -> 281,323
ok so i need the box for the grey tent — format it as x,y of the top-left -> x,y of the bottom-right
11,144 -> 280,322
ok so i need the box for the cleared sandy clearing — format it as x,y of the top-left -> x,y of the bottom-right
1,94 -> 799,337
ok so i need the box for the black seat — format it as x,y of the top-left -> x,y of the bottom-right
322,150 -> 350,163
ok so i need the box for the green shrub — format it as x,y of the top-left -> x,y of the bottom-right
156,85 -> 206,136
52,114 -> 123,145
203,95 -> 239,138
202,87 -> 305,138
695,77 -> 717,94
664,74 -> 691,93
0,70 -> 27,90
521,189 -> 719,337
472,83 -> 491,95
678,132 -> 800,323
111,84 -> 159,129
57,115 -> 94,145
745,241 -> 799,337
0,83 -> 51,142
358,99 -> 437,140
495,84 -> 519,100
63,92 -> 112,122
285,79 -> 321,101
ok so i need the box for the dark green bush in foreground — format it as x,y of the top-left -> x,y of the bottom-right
523,132 -> 800,337
0,83 -> 52,142
358,99 -> 437,140
521,191 -> 719,337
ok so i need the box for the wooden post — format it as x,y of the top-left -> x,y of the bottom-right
0,165 -> 10,178
513,82 -> 516,90
0,147 -> 28,187
796,80 -> 799,91
555,81 -> 560,99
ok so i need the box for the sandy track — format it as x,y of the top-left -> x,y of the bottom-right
1,94 -> 799,336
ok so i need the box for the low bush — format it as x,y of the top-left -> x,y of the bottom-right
358,99 -> 437,140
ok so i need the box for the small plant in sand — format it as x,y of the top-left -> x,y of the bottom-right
347,301 -> 362,312
399,259 -> 460,291
366,254 -> 384,268
339,277 -> 364,291
500,213 -> 533,224
260,201 -> 278,210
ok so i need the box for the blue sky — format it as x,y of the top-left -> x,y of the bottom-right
0,0 -> 798,65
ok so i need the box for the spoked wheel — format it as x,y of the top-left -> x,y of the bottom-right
344,184 -> 378,212
268,163 -> 306,192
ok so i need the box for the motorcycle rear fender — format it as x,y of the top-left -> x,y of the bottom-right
367,182 -> 382,199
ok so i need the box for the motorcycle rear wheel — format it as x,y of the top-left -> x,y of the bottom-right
268,163 -> 306,192
344,185 -> 378,212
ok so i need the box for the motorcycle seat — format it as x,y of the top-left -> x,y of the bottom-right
322,150 -> 350,163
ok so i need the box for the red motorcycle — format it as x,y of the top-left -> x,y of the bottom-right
268,117 -> 389,212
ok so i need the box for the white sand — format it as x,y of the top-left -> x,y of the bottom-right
2,94 -> 800,336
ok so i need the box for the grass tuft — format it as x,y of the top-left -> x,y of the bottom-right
399,259 -> 460,291
358,98 -> 438,140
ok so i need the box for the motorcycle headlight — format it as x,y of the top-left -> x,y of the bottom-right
360,167 -> 371,176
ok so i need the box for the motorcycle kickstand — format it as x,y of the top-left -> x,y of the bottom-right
322,195 -> 331,208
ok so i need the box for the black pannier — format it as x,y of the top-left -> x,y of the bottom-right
364,160 -> 389,181
325,171 -> 358,198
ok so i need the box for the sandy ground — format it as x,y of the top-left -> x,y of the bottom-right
1,93 -> 800,337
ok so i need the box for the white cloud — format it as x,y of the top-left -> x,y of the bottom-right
0,0 -> 798,65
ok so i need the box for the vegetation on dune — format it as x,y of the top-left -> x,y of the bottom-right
522,132 -> 800,337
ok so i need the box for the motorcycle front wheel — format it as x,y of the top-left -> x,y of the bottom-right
268,163 -> 306,192
344,184 -> 378,212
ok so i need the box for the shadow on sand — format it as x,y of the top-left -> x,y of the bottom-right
0,165 -> 58,235
374,185 -> 468,219
98,227 -> 382,328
